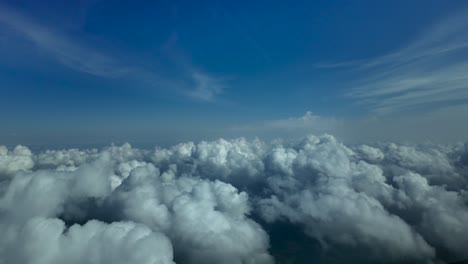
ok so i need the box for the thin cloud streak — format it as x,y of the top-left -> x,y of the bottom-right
0,5 -> 226,102
0,5 -> 131,78
318,8 -> 468,114
186,72 -> 225,101
160,32 -> 229,102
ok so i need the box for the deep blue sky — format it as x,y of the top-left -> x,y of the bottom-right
1,0 -> 468,146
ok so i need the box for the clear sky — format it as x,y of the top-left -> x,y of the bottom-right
1,0 -> 468,146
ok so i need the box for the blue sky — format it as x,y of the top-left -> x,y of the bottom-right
1,0 -> 468,146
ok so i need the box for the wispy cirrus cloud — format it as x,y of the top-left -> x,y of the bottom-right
0,5 -> 131,78
186,72 -> 225,101
160,32 -> 228,102
318,8 -> 468,114
0,5 -> 226,102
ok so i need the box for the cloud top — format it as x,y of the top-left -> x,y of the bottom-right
1,135 -> 468,263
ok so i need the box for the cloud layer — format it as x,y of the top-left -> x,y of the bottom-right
1,135 -> 468,263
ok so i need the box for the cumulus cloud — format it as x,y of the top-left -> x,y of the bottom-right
1,135 -> 468,263
0,150 -> 174,264
150,137 -> 267,189
394,172 -> 468,259
0,145 -> 34,178
0,143 -> 273,264
107,163 -> 273,264
258,135 -> 435,262
0,218 -> 174,264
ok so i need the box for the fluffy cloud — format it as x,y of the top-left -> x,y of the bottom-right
258,135 -> 435,262
150,138 -> 267,188
0,218 -> 174,264
0,150 -> 174,264
394,172 -> 468,259
33,147 -> 100,171
0,145 -> 34,178
1,135 -> 468,263
107,163 -> 273,264
0,144 -> 273,264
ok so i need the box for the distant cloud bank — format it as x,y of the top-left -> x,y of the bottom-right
1,134 -> 468,263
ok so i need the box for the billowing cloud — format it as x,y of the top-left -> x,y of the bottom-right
0,218 -> 174,264
0,143 -> 273,264
108,164 -> 273,264
1,134 -> 468,263
258,135 -> 435,262
0,145 -> 34,178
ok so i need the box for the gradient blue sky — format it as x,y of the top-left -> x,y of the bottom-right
1,0 -> 468,146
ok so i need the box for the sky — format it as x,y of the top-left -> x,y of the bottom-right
2,2 -> 468,263
1,0 -> 468,146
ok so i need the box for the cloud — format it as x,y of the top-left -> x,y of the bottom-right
150,137 -> 267,188
230,111 -> 344,141
0,149 -> 175,264
0,143 -> 273,264
258,135 -> 435,262
108,164 -> 273,264
2,135 -> 468,263
394,172 -> 468,258
262,111 -> 342,132
0,5 -> 226,102
234,109 -> 468,143
160,33 -> 228,101
186,72 -> 225,101
0,145 -> 34,179
0,6 -> 131,78
146,134 -> 468,262
0,218 -> 174,264
317,8 -> 468,114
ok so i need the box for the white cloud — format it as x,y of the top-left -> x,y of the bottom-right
0,145 -> 34,179
107,163 -> 273,264
258,135 -> 435,261
353,144 -> 384,162
394,172 -> 468,258
0,143 -> 273,264
0,218 -> 174,264
2,135 -> 468,263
